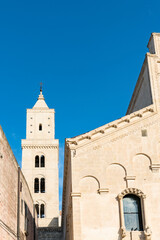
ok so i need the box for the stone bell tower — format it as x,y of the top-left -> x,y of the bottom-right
22,87 -> 59,228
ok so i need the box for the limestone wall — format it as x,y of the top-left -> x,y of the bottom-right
0,126 -> 37,240
38,227 -> 62,240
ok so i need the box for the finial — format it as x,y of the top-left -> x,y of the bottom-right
40,82 -> 43,93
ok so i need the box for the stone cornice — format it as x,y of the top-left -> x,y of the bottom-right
66,105 -> 155,148
98,188 -> 109,194
71,192 -> 81,197
21,144 -> 58,149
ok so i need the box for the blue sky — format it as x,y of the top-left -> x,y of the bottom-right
0,0 -> 160,209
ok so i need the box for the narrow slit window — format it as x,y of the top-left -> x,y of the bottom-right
40,204 -> 45,218
39,124 -> 42,131
41,155 -> 45,167
35,155 -> 39,167
34,178 -> 39,193
41,178 -> 45,193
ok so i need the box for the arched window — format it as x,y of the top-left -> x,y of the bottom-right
35,204 -> 39,218
34,178 -> 39,193
40,178 -> 45,193
40,204 -> 45,218
39,124 -> 42,131
123,194 -> 143,231
41,155 -> 45,167
35,155 -> 39,167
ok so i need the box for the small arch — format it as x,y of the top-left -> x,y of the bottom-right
34,178 -> 39,193
35,155 -> 39,168
40,178 -> 45,193
39,124 -> 42,131
135,153 -> 152,166
109,163 -> 127,176
80,176 -> 100,194
81,175 -> 100,189
41,155 -> 45,167
106,163 -> 127,191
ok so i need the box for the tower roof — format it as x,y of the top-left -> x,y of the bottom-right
33,89 -> 49,109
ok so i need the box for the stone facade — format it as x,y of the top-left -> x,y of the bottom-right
62,33 -> 160,240
0,126 -> 37,240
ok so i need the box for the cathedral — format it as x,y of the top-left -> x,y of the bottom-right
1,32 -> 160,240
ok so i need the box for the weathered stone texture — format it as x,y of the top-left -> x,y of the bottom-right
0,126 -> 37,240
38,227 -> 62,240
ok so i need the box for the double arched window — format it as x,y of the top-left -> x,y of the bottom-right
35,203 -> 45,218
34,178 -> 45,193
35,155 -> 45,168
123,194 -> 143,231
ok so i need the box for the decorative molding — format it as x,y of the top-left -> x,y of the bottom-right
72,150 -> 76,157
124,176 -> 136,181
150,163 -> 160,172
117,188 -> 146,200
66,105 -> 155,147
120,227 -> 126,238
144,226 -> 152,240
117,188 -> 151,239
98,188 -> 109,194
71,192 -> 81,198
22,145 -> 58,149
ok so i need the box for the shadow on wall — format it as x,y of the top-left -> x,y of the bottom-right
20,202 -> 37,240
48,217 -> 59,227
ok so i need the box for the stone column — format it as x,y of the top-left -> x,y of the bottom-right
71,193 -> 81,240
117,194 -> 126,239
141,194 -> 152,240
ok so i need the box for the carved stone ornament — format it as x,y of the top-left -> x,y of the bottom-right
121,227 -> 126,238
144,226 -> 152,240
118,188 -> 146,200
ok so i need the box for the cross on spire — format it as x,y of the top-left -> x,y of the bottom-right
40,82 -> 43,92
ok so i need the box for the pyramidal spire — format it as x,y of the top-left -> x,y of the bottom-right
33,84 -> 49,109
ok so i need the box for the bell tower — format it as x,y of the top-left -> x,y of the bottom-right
22,88 -> 59,227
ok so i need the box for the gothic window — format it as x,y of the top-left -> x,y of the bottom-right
41,155 -> 45,167
35,204 -> 39,218
34,178 -> 39,193
123,194 -> 143,231
40,178 -> 45,193
35,155 -> 39,167
40,204 -> 45,218
39,124 -> 42,131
